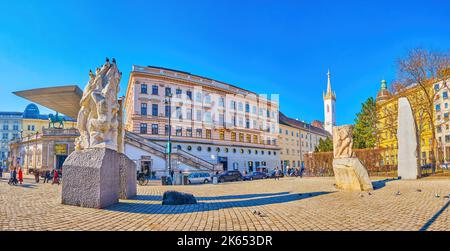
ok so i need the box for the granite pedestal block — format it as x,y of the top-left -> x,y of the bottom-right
333,158 -> 373,191
62,148 -> 120,209
119,153 -> 137,199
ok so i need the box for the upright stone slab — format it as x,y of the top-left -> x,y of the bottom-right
397,97 -> 419,179
62,148 -> 120,209
118,153 -> 137,199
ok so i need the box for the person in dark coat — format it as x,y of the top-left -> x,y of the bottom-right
34,170 -> 40,183
0,166 -> 3,178
44,170 -> 51,183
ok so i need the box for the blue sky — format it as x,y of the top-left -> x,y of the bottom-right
0,0 -> 449,125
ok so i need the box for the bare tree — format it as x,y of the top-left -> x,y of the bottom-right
397,48 -> 450,173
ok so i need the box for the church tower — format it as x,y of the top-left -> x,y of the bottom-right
323,69 -> 336,135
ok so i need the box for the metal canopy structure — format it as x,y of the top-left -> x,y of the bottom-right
13,85 -> 82,120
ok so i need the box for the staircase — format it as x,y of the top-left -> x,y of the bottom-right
125,131 -> 216,172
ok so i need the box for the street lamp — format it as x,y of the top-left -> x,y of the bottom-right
165,92 -> 173,184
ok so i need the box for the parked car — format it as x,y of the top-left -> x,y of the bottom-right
187,172 -> 212,184
215,170 -> 243,183
243,171 -> 267,181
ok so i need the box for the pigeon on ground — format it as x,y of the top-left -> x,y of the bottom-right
435,193 -> 440,198
416,189 -> 422,192
367,192 -> 372,196
395,191 -> 401,196
359,194 -> 364,198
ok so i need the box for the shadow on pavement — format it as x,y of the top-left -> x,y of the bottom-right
108,191 -> 333,215
419,200 -> 450,231
133,192 -> 290,202
372,178 -> 398,190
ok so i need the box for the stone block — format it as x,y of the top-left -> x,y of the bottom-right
118,153 -> 137,199
162,191 -> 197,205
333,158 -> 373,191
62,148 -> 120,209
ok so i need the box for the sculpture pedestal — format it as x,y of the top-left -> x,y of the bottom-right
119,153 -> 137,199
62,148 -> 136,208
333,158 -> 373,191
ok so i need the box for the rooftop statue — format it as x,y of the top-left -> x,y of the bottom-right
75,58 -> 124,152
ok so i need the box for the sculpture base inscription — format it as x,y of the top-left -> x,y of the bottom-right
333,158 -> 373,191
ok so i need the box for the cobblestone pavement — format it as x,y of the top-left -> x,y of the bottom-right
0,175 -> 449,231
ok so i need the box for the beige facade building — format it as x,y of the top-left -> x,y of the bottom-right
124,65 -> 280,174
9,128 -> 79,174
278,112 -> 330,171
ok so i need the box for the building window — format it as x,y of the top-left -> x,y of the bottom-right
187,145 -> 192,151
444,91 -> 448,99
230,100 -> 236,110
165,87 -> 172,97
152,104 -> 158,116
176,88 -> 182,98
13,122 -> 19,131
218,97 -> 224,107
239,133 -> 244,142
246,134 -> 251,143
176,107 -> 182,119
140,123 -> 147,134
186,109 -> 192,120
186,128 -> 192,137
197,146 -> 202,151
196,92 -> 202,102
152,85 -> 158,95
205,112 -> 212,123
165,105 -> 171,118
3,124 -> 8,130
196,110 -> 202,121
151,124 -> 158,134
141,84 -> 148,94
436,104 -> 441,111
186,90 -> 192,100
165,125 -> 171,136
435,83 -> 440,91
196,129 -> 202,137
141,103 -> 147,115
206,129 -> 211,139
176,127 -> 182,136
218,114 -> 225,126
253,135 -> 258,143
246,119 -> 250,129
245,103 -> 250,113
238,102 -> 243,111
2,133 -> 8,140
219,131 -> 225,140
231,132 -> 236,141
204,94 -> 211,104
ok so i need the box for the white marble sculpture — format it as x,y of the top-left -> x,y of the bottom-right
332,125 -> 373,191
75,58 -> 123,153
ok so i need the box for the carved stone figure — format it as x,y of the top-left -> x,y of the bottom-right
62,58 -> 136,209
75,58 -> 123,153
332,125 -> 373,191
333,125 -> 353,158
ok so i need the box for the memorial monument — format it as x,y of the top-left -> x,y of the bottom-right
397,97 -> 420,179
332,125 -> 373,191
62,58 -> 136,209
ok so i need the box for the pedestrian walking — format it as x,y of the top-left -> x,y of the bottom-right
18,167 -> 23,184
34,170 -> 40,183
8,167 -> 18,185
0,166 -> 3,179
44,170 -> 51,183
52,169 -> 60,185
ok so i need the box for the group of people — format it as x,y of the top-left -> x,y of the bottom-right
34,169 -> 60,185
6,167 -> 23,185
286,166 -> 305,178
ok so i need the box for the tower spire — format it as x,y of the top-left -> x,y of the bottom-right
327,69 -> 331,94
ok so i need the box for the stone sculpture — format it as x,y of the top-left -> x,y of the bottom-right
62,58 -> 136,209
332,125 -> 373,191
75,58 -> 122,153
397,97 -> 420,179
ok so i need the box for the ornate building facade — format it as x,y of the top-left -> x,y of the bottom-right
124,65 -> 280,175
375,80 -> 434,166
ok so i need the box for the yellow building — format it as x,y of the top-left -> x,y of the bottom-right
22,104 -> 77,137
376,80 -> 434,166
